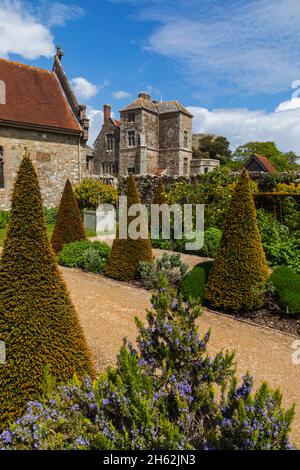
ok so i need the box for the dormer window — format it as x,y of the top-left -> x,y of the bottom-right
0,147 -> 4,188
128,112 -> 135,122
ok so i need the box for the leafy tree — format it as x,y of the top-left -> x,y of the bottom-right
153,179 -> 167,205
51,179 -> 86,254
193,135 -> 232,163
105,175 -> 153,280
205,170 -> 269,311
233,141 -> 298,171
0,153 -> 94,430
75,178 -> 118,210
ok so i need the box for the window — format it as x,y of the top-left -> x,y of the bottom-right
127,167 -> 135,175
183,157 -> 189,176
204,167 -> 209,174
128,112 -> 135,122
0,80 -> 6,105
86,155 -> 94,173
0,147 -> 4,188
184,130 -> 188,148
106,133 -> 114,151
128,130 -> 135,147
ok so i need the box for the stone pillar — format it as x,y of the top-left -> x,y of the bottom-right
139,133 -> 147,175
103,104 -> 111,122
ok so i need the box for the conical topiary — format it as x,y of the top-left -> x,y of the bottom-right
205,169 -> 269,312
105,175 -> 153,280
0,152 -> 94,430
153,178 -> 167,205
51,178 -> 86,254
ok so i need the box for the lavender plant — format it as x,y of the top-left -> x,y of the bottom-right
0,276 -> 295,450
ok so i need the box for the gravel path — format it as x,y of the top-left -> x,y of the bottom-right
61,266 -> 300,447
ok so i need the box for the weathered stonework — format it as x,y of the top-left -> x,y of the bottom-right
0,126 -> 85,209
93,93 -> 193,177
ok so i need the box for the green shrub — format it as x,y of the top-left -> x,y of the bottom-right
105,176 -> 153,281
269,266 -> 300,315
83,248 -> 107,273
75,178 -> 118,210
257,209 -> 300,273
0,152 -> 94,430
200,227 -> 222,257
180,261 -> 214,303
151,237 -> 175,250
206,170 -> 269,312
43,207 -> 58,225
139,253 -> 188,289
51,179 -> 86,254
58,240 -> 110,271
180,266 -> 206,303
0,210 -> 10,229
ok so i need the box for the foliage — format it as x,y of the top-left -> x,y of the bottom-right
75,178 -> 118,210
193,135 -> 232,163
0,153 -> 94,430
233,141 -> 298,171
179,261 -> 214,303
139,253 -> 188,289
0,210 -> 10,229
205,170 -> 269,312
269,266 -> 300,315
257,209 -> 300,274
0,277 -> 294,450
58,240 -> 110,273
43,207 -> 58,225
153,179 -> 167,205
275,182 -> 300,194
51,179 -> 86,254
151,237 -> 175,250
180,266 -> 206,303
105,175 -> 153,281
210,374 -> 295,450
200,228 -> 222,258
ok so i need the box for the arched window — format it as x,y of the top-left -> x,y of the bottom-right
0,80 -> 6,105
0,147 -> 4,188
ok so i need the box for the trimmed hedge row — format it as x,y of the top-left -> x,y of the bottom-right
270,266 -> 300,315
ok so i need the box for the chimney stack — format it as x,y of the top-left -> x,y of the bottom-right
138,92 -> 151,101
103,104 -> 111,123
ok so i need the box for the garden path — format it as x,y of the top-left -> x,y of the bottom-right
61,266 -> 300,447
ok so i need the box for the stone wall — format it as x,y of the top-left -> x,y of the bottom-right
93,120 -> 120,175
117,171 -> 300,207
0,126 -> 84,210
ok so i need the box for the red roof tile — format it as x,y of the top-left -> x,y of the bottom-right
0,58 -> 81,133
112,119 -> 121,127
253,153 -> 276,173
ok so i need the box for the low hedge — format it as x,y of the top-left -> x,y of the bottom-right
58,240 -> 110,273
179,261 -> 214,303
269,266 -> 300,315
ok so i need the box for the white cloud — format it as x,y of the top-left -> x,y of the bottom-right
123,0 -> 300,95
86,105 -> 116,146
189,102 -> 300,154
86,106 -> 103,146
70,77 -> 99,100
112,90 -> 132,99
0,0 -> 55,59
0,0 -> 85,60
275,97 -> 300,112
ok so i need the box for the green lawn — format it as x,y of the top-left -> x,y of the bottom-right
0,225 -> 96,247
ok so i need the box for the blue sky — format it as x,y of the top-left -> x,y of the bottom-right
1,0 -> 300,152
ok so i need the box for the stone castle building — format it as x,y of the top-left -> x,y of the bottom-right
94,92 -> 193,177
0,47 -> 90,209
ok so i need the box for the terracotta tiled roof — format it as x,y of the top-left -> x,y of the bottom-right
0,58 -> 82,133
112,119 -> 121,127
250,153 -> 276,173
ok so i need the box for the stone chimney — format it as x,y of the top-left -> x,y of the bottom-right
138,92 -> 151,101
103,104 -> 111,122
